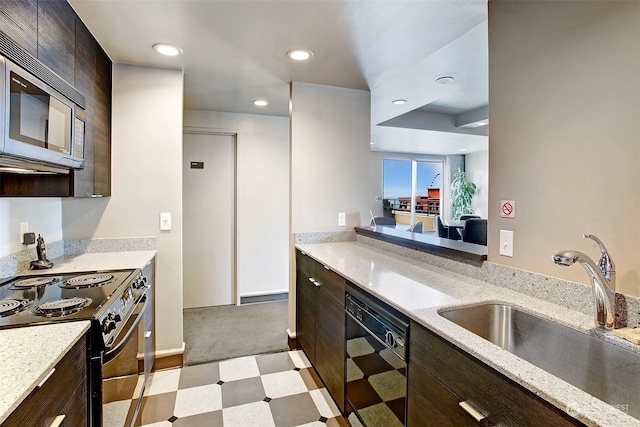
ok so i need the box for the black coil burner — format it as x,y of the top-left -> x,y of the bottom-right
10,276 -> 59,290
0,299 -> 32,317
60,273 -> 115,289
32,297 -> 92,317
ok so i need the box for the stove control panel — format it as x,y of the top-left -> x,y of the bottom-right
99,270 -> 149,346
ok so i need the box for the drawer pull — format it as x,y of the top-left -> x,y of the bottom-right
308,277 -> 320,287
459,400 -> 486,422
49,414 -> 65,427
145,331 -> 152,338
37,368 -> 56,388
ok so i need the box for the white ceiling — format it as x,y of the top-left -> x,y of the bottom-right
68,0 -> 488,155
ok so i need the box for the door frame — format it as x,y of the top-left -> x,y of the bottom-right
183,126 -> 239,306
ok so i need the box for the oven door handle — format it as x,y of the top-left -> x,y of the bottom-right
103,295 -> 147,363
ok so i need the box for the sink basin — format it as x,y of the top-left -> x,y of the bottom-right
439,303 -> 640,419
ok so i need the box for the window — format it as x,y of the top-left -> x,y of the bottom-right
383,159 -> 442,215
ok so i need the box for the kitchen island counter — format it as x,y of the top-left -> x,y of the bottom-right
0,321 -> 90,424
296,241 -> 640,427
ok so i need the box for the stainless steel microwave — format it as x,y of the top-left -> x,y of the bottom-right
0,55 -> 85,173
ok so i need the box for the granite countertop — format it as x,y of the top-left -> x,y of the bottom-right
0,322 -> 90,424
297,241 -> 640,427
18,250 -> 157,276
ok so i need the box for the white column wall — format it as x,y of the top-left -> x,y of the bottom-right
62,63 -> 184,354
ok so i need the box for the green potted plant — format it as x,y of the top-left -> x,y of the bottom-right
450,168 -> 477,219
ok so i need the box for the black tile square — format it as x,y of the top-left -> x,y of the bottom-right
221,376 -> 266,408
352,353 -> 393,377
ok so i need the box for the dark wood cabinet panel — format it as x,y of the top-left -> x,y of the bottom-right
315,286 -> 345,413
37,0 -> 75,84
0,0 -> 37,57
295,249 -> 346,413
296,269 -> 316,364
407,363 -> 476,427
71,17 -> 111,197
3,334 -> 87,426
409,322 -> 584,427
314,263 -> 345,303
91,44 -> 111,197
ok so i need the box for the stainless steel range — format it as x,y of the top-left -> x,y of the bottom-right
0,260 -> 154,427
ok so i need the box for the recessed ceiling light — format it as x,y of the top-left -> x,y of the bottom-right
392,99 -> 407,105
476,120 -> 488,127
436,76 -> 455,84
252,99 -> 269,107
460,148 -> 467,152
287,49 -> 314,61
153,43 -> 183,56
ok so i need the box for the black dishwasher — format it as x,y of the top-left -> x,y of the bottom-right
345,283 -> 409,427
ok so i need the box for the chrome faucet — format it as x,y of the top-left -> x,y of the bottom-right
552,234 -> 616,330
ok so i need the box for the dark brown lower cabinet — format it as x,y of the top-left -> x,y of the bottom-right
296,269 -> 316,364
3,333 -> 87,427
315,286 -> 345,412
408,363 -> 477,426
295,249 -> 345,414
408,322 -> 584,427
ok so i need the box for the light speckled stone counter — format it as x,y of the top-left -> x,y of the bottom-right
0,321 -> 90,424
17,250 -> 157,276
297,241 -> 640,427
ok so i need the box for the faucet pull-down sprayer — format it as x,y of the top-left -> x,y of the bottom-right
552,234 -> 616,330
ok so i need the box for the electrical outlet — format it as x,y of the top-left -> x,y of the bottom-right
500,230 -> 514,257
160,212 -> 172,231
338,212 -> 346,226
20,222 -> 28,243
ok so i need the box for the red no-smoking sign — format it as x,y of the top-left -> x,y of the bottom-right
500,200 -> 516,218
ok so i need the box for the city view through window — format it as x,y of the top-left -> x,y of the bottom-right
383,159 -> 443,216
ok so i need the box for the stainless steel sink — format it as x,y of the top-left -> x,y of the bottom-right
439,303 -> 640,419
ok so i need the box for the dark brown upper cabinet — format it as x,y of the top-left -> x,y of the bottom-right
0,0 -> 38,57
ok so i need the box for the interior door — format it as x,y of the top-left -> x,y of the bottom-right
183,132 -> 236,308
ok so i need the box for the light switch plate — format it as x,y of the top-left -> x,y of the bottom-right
160,212 -> 172,231
338,212 -> 346,226
500,230 -> 514,257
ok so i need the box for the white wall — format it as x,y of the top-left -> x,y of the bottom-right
0,198 -> 62,257
290,82 -> 371,333
466,150 -> 488,219
489,1 -> 640,296
183,110 -> 290,300
291,83 -> 371,232
62,63 -> 184,354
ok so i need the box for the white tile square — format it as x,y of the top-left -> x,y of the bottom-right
103,400 -> 131,427
261,370 -> 308,399
347,337 -> 375,357
141,369 -> 181,396
173,383 -> 223,418
219,356 -> 260,382
309,388 -> 342,418
289,350 -> 312,369
222,401 -> 275,427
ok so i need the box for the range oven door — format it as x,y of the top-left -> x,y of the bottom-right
89,293 -> 151,427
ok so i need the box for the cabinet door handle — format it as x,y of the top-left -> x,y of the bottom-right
459,400 -> 486,422
308,277 -> 320,287
145,331 -> 152,338
37,368 -> 56,388
49,414 -> 65,427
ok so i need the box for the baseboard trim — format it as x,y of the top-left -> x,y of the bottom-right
137,343 -> 185,372
240,292 -> 288,304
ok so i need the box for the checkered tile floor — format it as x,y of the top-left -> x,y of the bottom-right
346,336 -> 406,427
103,350 -> 348,426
